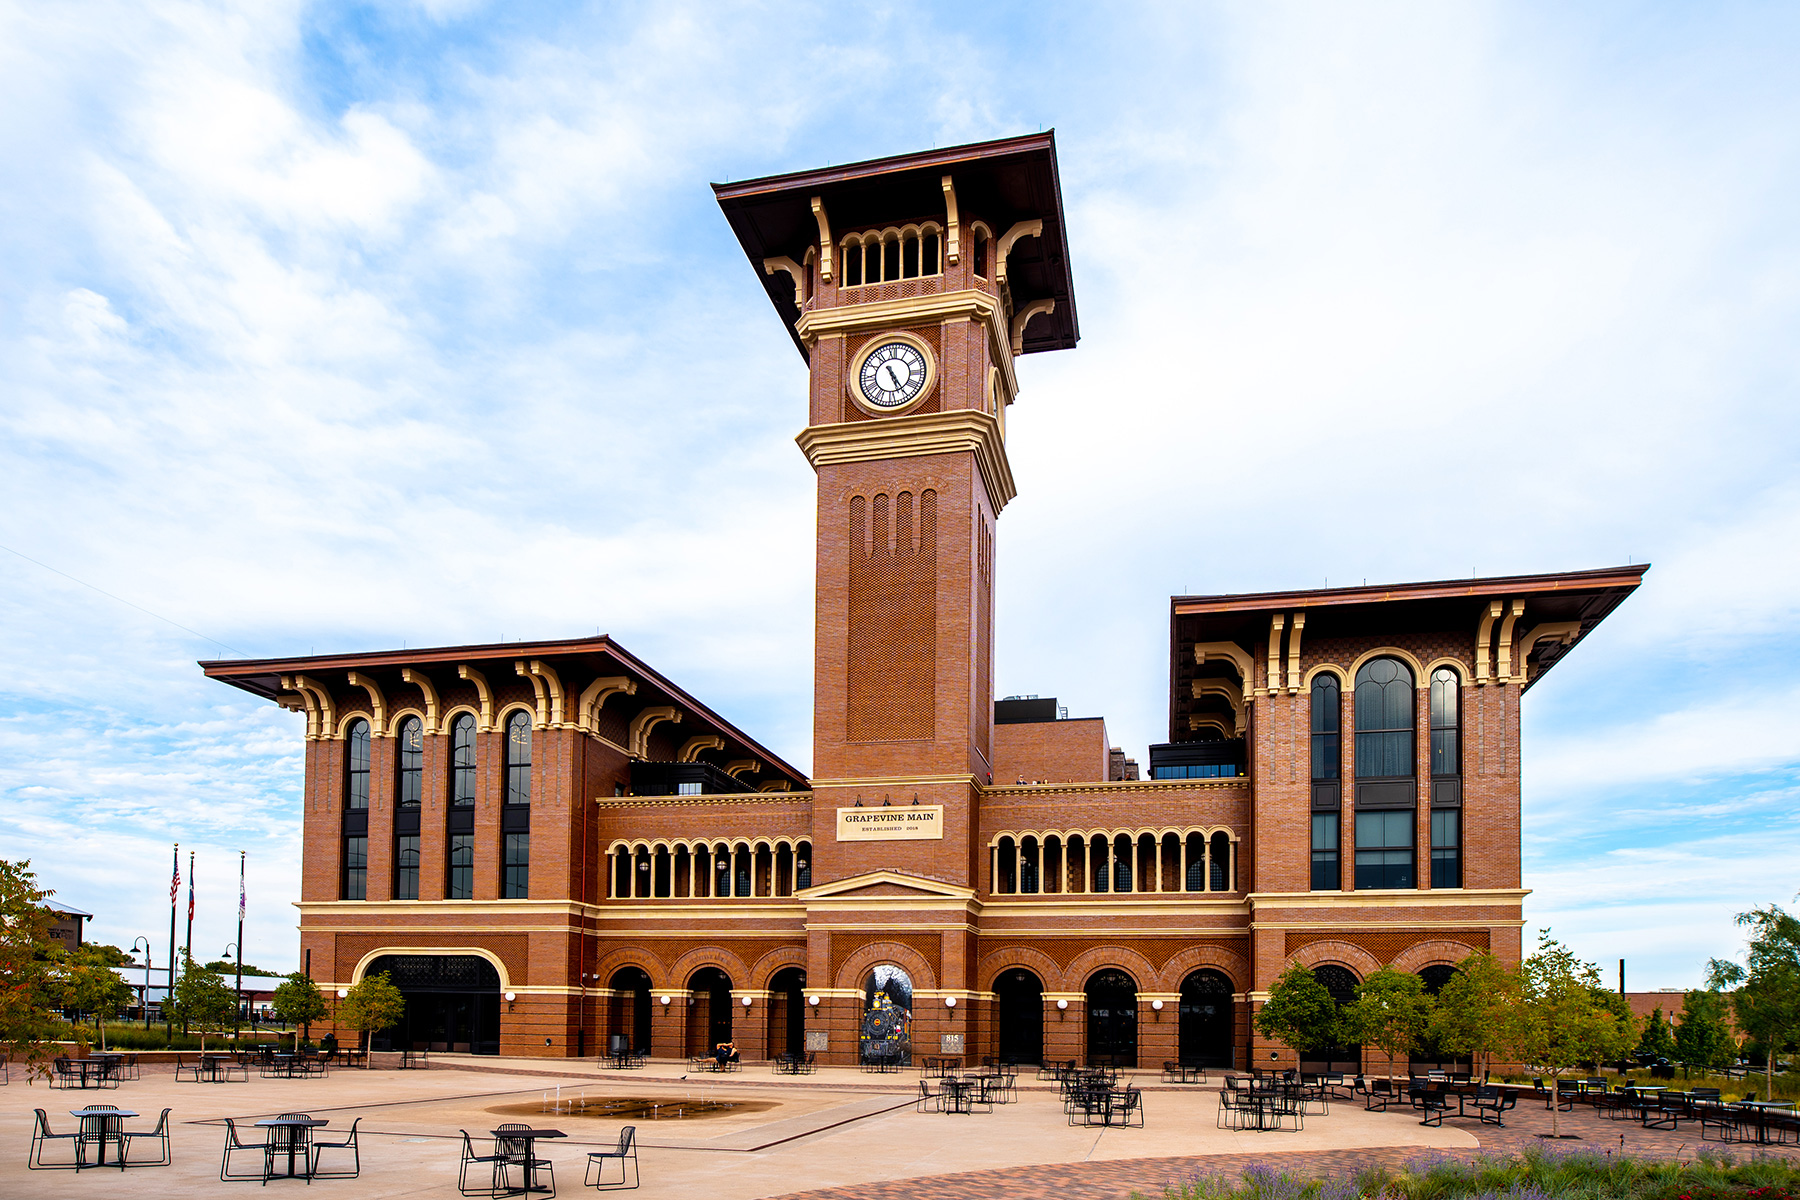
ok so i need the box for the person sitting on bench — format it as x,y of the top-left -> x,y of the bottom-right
713,1042 -> 739,1067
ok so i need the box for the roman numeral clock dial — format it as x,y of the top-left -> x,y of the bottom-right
852,336 -> 933,414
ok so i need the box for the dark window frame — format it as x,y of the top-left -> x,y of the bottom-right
1354,809 -> 1416,890
1310,813 -> 1340,891
394,834 -> 420,900
450,713 -> 476,806
346,718 -> 371,811
448,833 -> 474,900
397,715 -> 423,808
1431,808 -> 1462,889
1430,666 -> 1461,779
502,832 -> 529,899
343,834 -> 367,900
504,710 -> 532,806
1354,657 -> 1416,780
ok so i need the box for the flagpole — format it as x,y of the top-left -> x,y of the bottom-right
184,849 -> 195,1035
167,843 -> 178,1041
235,850 -> 245,1038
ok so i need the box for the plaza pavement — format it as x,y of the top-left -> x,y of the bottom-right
0,1057 -> 1764,1200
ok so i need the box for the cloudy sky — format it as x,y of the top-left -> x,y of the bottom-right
2,1 -> 1796,988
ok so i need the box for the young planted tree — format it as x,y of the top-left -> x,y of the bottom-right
270,973 -> 329,1051
66,943 -> 133,1050
1709,905 -> 1800,1101
1673,988 -> 1738,1074
1506,930 -> 1640,1136
339,971 -> 406,1053
1427,951 -> 1516,1081
1636,1006 -> 1676,1061
1346,968 -> 1433,1077
171,953 -> 236,1051
0,859 -> 73,1076
1254,963 -> 1345,1064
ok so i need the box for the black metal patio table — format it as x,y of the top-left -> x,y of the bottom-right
490,1127 -> 565,1194
255,1116 -> 329,1180
70,1107 -> 135,1167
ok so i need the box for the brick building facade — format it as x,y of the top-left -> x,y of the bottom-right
202,133 -> 1644,1069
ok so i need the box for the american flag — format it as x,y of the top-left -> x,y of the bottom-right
170,845 -> 180,904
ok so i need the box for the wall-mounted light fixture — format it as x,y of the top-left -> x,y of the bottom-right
1056,999 -> 1069,1010
336,988 -> 349,999
1151,999 -> 1164,1011
504,991 -> 517,1002
807,995 -> 820,1006
944,996 -> 957,1008
658,995 -> 671,1006
741,995 -> 752,1007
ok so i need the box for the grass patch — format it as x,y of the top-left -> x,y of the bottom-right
1140,1146 -> 1800,1200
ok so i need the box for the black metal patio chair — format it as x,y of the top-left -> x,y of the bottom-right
120,1107 -> 173,1167
29,1108 -> 84,1170
585,1125 -> 639,1191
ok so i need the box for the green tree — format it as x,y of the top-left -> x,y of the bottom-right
1672,988 -> 1737,1073
1254,963 -> 1344,1059
1506,930 -> 1640,1136
270,973 -> 329,1050
0,860 -> 74,1076
205,959 -> 275,978
338,971 -> 406,1053
1636,1005 -> 1676,1061
170,952 -> 236,1051
1709,905 -> 1800,1101
1427,951 -> 1516,1081
65,943 -> 133,1050
1346,968 -> 1433,1076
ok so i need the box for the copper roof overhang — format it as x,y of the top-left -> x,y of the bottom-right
1167,565 -> 1649,742
713,131 -> 1078,360
200,635 -> 809,788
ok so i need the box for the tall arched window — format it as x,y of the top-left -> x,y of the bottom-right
504,710 -> 532,805
450,714 -> 476,806
345,718 -> 371,810
1430,666 -> 1460,795
1310,673 -> 1342,891
397,717 -> 422,807
1354,658 -> 1414,780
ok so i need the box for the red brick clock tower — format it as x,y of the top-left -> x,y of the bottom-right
717,134 -> 1078,893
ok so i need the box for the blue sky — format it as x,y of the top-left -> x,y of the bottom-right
2,1 -> 1796,986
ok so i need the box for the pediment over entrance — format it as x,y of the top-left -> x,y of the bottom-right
800,870 -> 975,902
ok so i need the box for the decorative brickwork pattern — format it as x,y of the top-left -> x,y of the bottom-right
1284,929 -> 1488,960
847,489 -> 937,742
830,932 -> 943,980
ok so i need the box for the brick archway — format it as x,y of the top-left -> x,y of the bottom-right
1389,939 -> 1484,975
832,940 -> 938,994
1156,944 -> 1249,994
979,946 -> 1065,993
1285,939 -> 1382,978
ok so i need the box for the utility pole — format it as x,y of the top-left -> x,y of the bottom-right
234,850 -> 245,1038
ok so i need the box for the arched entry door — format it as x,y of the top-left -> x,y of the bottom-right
364,954 -> 501,1055
606,967 -> 652,1057
687,968 -> 733,1057
860,965 -> 913,1067
1305,964 -> 1361,1075
1178,970 -> 1235,1068
1410,964 -> 1472,1074
766,967 -> 806,1058
1085,969 -> 1138,1067
994,969 -> 1044,1065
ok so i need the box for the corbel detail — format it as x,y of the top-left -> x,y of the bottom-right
400,668 -> 441,734
1267,615 -> 1286,701
345,672 -> 388,736
279,681 -> 320,740
809,196 -> 833,283
628,706 -> 681,759
1194,642 -> 1258,700
994,219 -> 1043,287
1494,600 -> 1525,686
577,675 -> 637,734
528,660 -> 566,727
1190,679 -> 1247,734
758,780 -> 792,793
941,175 -> 960,265
1009,299 -> 1055,355
1286,612 -> 1306,694
1187,715 -> 1234,738
285,675 -> 336,739
1474,600 -> 1502,686
724,759 -> 761,778
514,661 -> 550,729
763,256 -> 808,306
457,665 -> 494,732
678,735 -> 726,763
1512,622 -> 1582,684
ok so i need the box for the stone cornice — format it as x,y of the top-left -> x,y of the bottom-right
794,287 -> 1016,399
797,408 -> 1017,513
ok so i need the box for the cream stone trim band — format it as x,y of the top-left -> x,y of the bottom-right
592,793 -> 813,809
794,288 -> 1017,399
797,408 -> 1017,513
1247,888 -> 1530,909
810,773 -> 980,788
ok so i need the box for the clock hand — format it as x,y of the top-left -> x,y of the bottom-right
880,363 -> 904,390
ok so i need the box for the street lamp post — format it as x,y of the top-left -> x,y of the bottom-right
224,942 -> 243,1039
131,937 -> 153,1030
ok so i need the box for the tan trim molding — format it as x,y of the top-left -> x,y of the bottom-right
1286,613 -> 1306,694
797,408 -> 1017,513
941,175 -> 960,265
1495,599 -> 1526,684
810,196 -> 832,283
1474,600 -> 1502,686
794,288 -> 1017,399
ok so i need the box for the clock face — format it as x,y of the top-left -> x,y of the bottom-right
857,341 -> 929,409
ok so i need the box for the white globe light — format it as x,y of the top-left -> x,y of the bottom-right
1056,999 -> 1069,1010
336,989 -> 348,999
1151,999 -> 1164,1011
504,991 -> 517,1002
807,995 -> 819,1006
944,996 -> 957,1008
659,995 -> 671,1006
741,995 -> 752,1007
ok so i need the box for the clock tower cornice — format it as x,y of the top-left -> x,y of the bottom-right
796,408 -> 1017,514
795,287 -> 1018,403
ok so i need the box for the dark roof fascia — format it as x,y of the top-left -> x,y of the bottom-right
711,131 -> 1061,202
1170,565 -> 1649,616
200,636 -> 809,787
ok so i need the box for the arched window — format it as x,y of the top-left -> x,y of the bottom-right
397,716 -> 422,807
1430,667 -> 1459,777
345,719 -> 371,810
504,710 -> 531,805
1311,674 -> 1341,796
1354,658 -> 1415,780
450,714 -> 476,806
973,228 -> 990,277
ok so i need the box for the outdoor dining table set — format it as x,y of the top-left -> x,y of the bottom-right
1216,1074 -> 1310,1132
916,1064 -> 1020,1115
220,1112 -> 362,1183
49,1053 -> 139,1089
30,1104 -> 173,1171
1048,1065 -> 1141,1128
